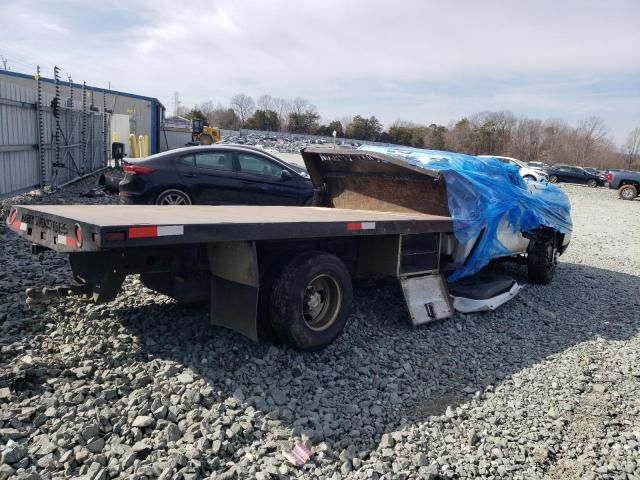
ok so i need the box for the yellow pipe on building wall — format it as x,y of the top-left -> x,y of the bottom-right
143,135 -> 149,157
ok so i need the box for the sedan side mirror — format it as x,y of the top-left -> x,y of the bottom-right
281,169 -> 292,180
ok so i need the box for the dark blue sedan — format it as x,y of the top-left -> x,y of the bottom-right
118,145 -> 314,206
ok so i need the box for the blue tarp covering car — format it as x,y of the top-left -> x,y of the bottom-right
358,145 -> 573,281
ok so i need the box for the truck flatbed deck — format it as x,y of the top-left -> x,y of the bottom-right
6,147 -> 460,350
8,204 -> 452,252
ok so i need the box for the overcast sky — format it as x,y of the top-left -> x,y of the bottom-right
1,0 -> 639,143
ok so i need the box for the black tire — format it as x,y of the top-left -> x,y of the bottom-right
269,251 -> 352,351
618,184 -> 638,200
527,240 -> 557,285
587,179 -> 598,188
549,175 -> 558,184
156,189 -> 192,205
523,175 -> 536,182
256,250 -> 296,341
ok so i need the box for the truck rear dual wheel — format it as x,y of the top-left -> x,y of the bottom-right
269,251 -> 352,351
618,184 -> 638,200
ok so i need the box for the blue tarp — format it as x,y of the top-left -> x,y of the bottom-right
358,145 -> 573,281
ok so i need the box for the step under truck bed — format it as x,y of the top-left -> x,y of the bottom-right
7,204 -> 453,252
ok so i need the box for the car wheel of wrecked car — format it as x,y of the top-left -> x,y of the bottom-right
155,189 -> 192,205
587,179 -> 598,188
549,175 -> 558,183
618,184 -> 638,200
527,240 -> 557,285
269,251 -> 352,351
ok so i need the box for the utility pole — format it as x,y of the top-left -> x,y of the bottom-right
0,55 -> 8,70
173,91 -> 181,116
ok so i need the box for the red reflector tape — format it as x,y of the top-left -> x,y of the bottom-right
128,226 -> 158,238
128,225 -> 184,239
347,222 -> 376,231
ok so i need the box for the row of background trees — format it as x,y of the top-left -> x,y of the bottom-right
173,92 -> 640,170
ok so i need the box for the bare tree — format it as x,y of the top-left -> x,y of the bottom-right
576,116 -> 610,165
230,93 -> 255,127
198,101 -> 215,123
340,116 -> 354,134
623,127 -> 640,169
257,94 -> 275,112
290,97 -> 314,116
510,118 -> 543,162
208,103 -> 241,130
272,97 -> 291,131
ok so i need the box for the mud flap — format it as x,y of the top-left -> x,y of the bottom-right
400,274 -> 454,325
69,252 -> 125,303
207,241 -> 260,342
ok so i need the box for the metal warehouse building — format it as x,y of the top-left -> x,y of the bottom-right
0,69 -> 165,197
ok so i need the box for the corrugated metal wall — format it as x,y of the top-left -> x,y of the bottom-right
0,76 -> 109,197
1,73 -> 157,145
0,81 -> 39,197
160,127 -> 191,151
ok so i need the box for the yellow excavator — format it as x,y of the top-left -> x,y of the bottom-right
191,119 -> 221,145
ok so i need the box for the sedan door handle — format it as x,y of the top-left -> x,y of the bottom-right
183,173 -> 198,178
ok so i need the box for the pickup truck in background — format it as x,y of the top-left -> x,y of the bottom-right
607,170 -> 640,200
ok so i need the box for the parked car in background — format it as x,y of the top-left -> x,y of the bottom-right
527,161 -> 547,169
582,167 -> 608,181
119,145 -> 314,206
545,164 -> 605,187
607,170 -> 640,200
478,155 -> 548,182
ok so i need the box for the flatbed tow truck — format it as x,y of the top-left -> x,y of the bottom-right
6,147 -> 460,350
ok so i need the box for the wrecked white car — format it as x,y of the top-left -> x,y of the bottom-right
355,146 -> 572,311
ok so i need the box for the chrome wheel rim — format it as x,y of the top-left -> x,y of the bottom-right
549,176 -> 558,183
302,274 -> 341,331
160,193 -> 187,205
621,188 -> 634,199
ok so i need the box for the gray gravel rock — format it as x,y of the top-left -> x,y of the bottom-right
1,179 -> 639,479
131,416 -> 155,428
0,464 -> 15,480
1,440 -> 26,464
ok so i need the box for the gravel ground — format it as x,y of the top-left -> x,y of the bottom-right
0,178 -> 639,480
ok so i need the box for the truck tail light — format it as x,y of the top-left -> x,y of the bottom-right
606,172 -> 612,182
7,208 -> 17,225
123,164 -> 154,175
74,224 -> 83,247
